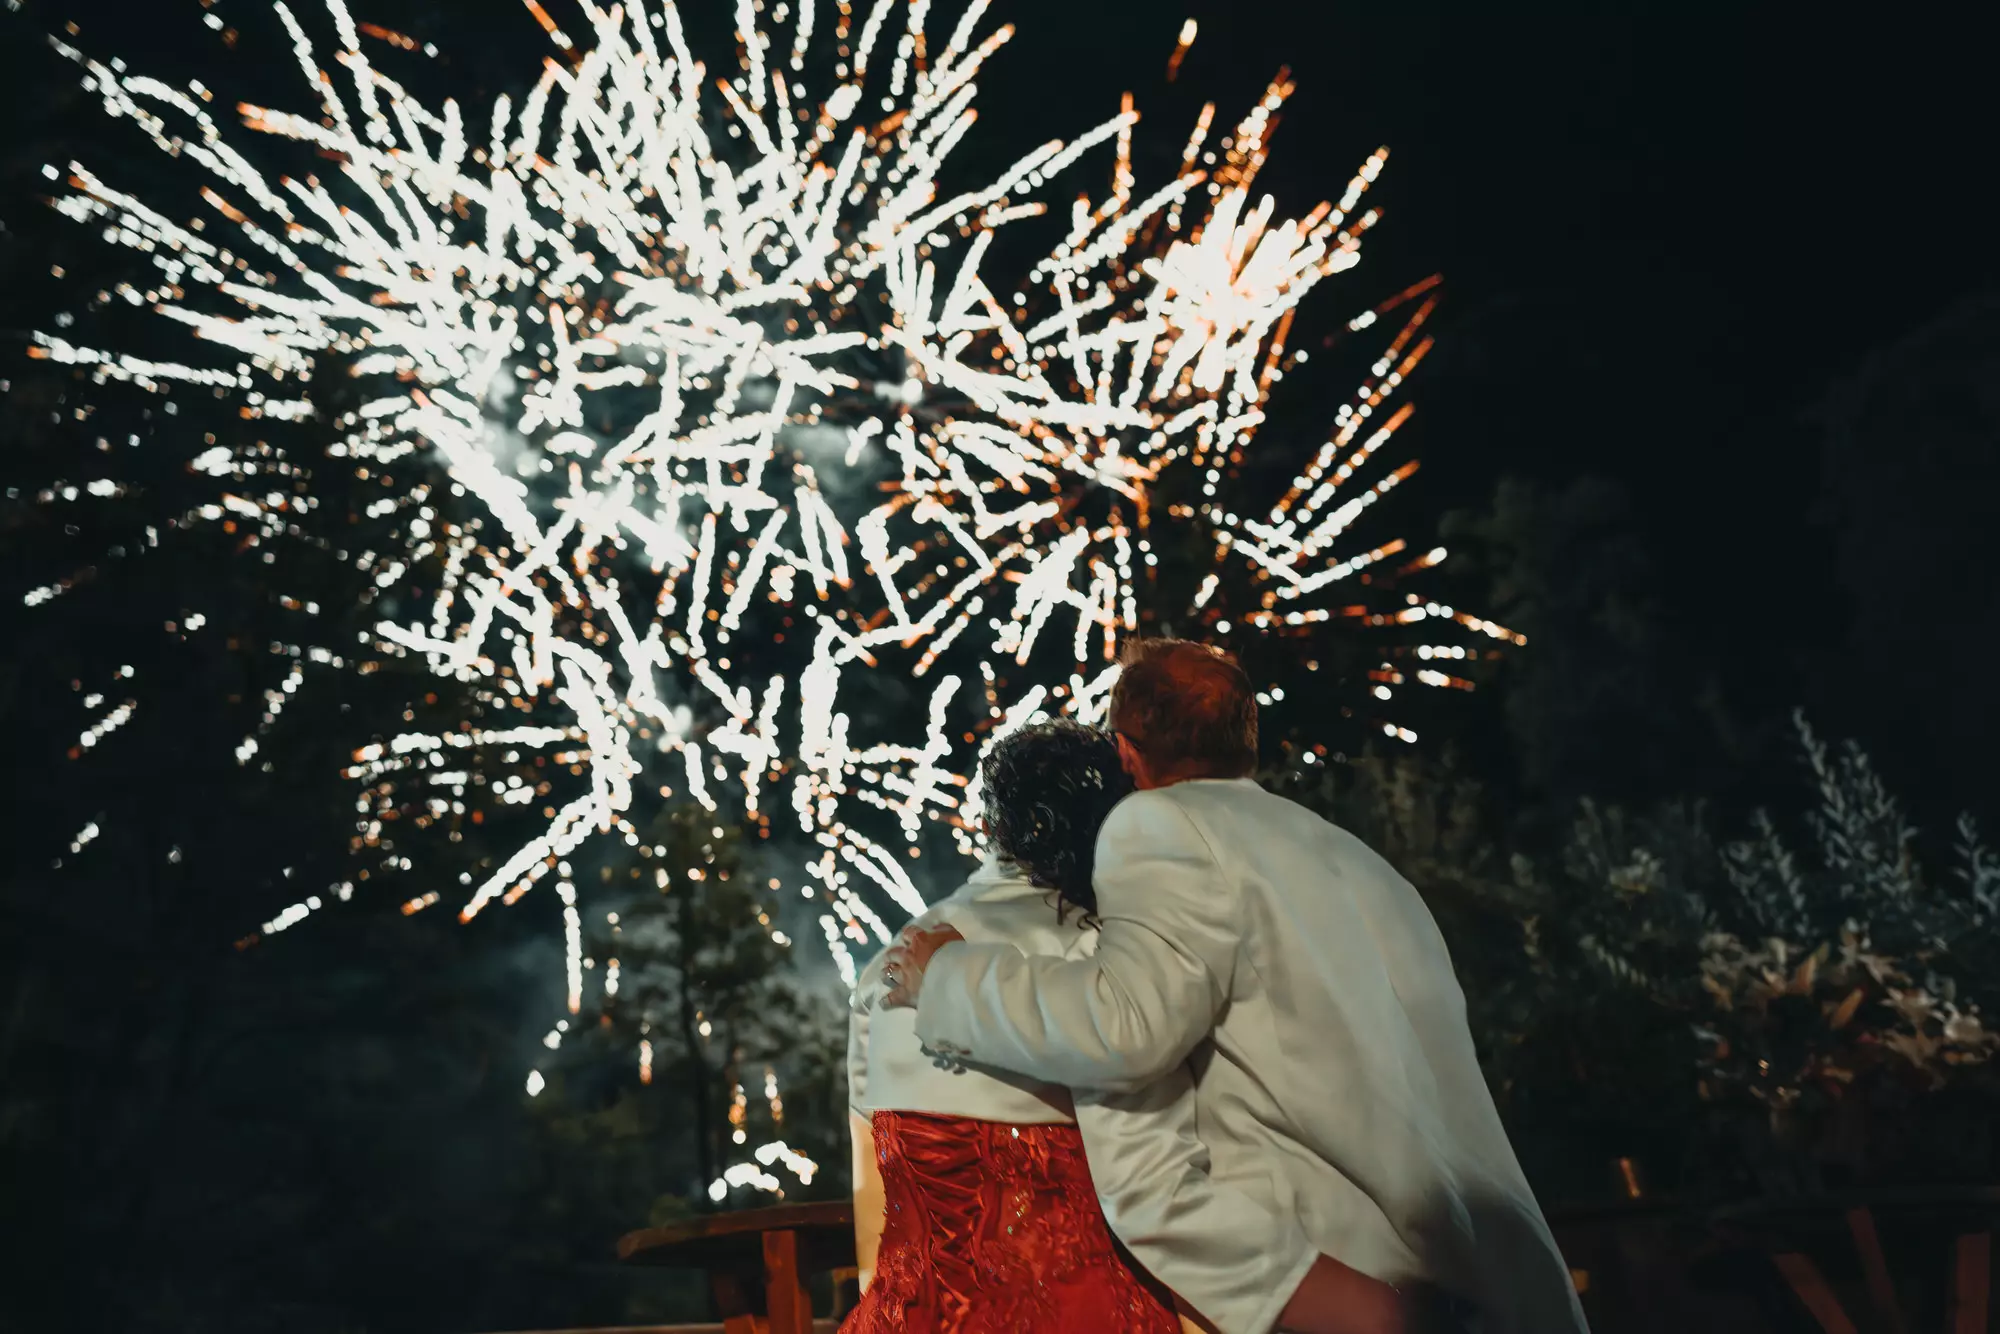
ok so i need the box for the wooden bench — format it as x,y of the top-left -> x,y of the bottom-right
617,1202 -> 857,1334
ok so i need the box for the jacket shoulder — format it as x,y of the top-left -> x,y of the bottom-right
1141,777 -> 1301,831
1099,784 -> 1216,851
1156,781 -> 1372,872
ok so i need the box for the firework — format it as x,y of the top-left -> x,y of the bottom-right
28,0 -> 1514,993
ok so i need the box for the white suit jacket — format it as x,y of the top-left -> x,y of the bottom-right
851,860 -> 1317,1330
916,779 -> 1588,1334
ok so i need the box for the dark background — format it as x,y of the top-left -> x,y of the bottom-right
3,2 -> 1997,1331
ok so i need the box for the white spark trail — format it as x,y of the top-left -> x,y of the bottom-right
32,0 -> 1511,989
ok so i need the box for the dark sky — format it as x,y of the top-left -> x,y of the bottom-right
952,1 -> 1999,822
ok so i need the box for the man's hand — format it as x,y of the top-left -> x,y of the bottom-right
878,923 -> 964,1010
1276,1254 -> 1457,1334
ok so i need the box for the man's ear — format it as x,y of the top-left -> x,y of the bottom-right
1115,733 -> 1147,786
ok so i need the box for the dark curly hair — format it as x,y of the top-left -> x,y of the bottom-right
980,719 -> 1133,918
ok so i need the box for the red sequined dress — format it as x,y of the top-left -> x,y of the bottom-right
842,1109 -> 1180,1333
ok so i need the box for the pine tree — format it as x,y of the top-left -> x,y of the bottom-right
540,807 -> 840,1208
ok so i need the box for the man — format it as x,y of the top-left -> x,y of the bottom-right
881,639 -> 1587,1334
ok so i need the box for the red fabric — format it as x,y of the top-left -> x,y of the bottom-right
843,1110 -> 1180,1334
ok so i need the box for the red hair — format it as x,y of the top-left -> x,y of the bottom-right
1109,638 -> 1257,779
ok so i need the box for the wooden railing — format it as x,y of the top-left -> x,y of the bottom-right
478,1187 -> 2000,1334
1707,1187 -> 1996,1333
1544,1186 -> 1997,1332
615,1201 -> 856,1334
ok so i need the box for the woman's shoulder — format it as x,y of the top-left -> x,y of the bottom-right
850,945 -> 887,1017
853,865 -> 1093,1019
848,874 -> 986,1017
942,869 -> 1096,958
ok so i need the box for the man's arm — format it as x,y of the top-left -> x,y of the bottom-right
1075,1068 -> 1318,1334
912,790 -> 1235,1092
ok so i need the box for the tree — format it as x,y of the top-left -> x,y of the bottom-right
1281,709 -> 2000,1206
1435,474 -> 1784,845
1816,291 -> 2000,826
538,807 -> 843,1212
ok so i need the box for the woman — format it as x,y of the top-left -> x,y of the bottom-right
842,720 -> 1186,1333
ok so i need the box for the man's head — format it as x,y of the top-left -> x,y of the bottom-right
1108,638 -> 1257,788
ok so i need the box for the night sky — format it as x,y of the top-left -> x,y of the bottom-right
1123,1 -> 2000,823
3,2 -> 1997,1330
8,0 -> 1996,807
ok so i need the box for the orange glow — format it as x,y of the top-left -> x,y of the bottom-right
518,0 -> 566,45
1165,18 -> 1198,83
356,22 -> 418,51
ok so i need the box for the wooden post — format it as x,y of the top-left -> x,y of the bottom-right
1770,1252 -> 1858,1334
709,1269 -> 761,1334
763,1227 -> 810,1334
1842,1207 -> 1906,1334
1951,1232 -> 1991,1334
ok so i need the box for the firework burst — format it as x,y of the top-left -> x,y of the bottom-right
24,0 -> 1515,993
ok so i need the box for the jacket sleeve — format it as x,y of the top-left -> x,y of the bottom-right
1076,1067 -> 1318,1334
914,790 -> 1235,1092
